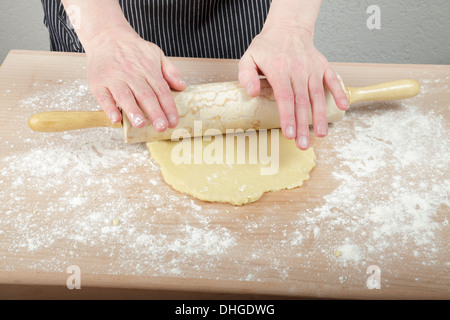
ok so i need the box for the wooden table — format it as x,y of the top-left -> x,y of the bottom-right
0,50 -> 448,299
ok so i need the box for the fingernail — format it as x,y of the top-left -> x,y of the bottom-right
168,114 -> 178,127
176,76 -> 185,86
286,126 -> 296,139
297,136 -> 309,149
341,98 -> 349,110
317,123 -> 328,136
109,111 -> 121,123
245,82 -> 255,95
153,118 -> 168,131
130,113 -> 146,126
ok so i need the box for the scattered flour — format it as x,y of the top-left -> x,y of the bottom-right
0,76 -> 448,291
337,243 -> 362,266
291,97 -> 449,275
0,79 -> 237,277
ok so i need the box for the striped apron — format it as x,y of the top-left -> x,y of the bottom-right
41,0 -> 272,59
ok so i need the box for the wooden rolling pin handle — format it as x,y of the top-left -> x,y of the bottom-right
28,111 -> 122,132
345,79 -> 421,105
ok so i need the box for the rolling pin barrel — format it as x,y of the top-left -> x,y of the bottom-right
123,80 -> 345,143
123,79 -> 420,143
28,78 -> 421,143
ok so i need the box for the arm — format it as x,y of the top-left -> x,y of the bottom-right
264,0 -> 321,34
239,0 -> 348,150
61,0 -> 186,130
61,0 -> 131,47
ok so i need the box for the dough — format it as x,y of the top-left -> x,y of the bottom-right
147,130 -> 316,205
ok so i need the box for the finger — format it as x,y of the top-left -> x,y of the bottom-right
268,75 -> 296,140
308,74 -> 328,138
238,53 -> 261,97
91,86 -> 122,123
147,75 -> 179,128
291,75 -> 311,150
108,80 -> 147,128
324,68 -> 349,111
161,55 -> 186,91
127,78 -> 169,132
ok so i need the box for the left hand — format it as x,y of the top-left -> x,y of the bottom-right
239,25 -> 349,150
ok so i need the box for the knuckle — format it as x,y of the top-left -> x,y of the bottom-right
279,114 -> 295,126
91,87 -> 111,101
270,55 -> 289,71
153,83 -> 170,97
119,57 -> 137,74
96,92 -> 112,103
144,62 -> 159,77
135,88 -> 155,101
115,88 -> 133,100
238,68 -> 253,80
313,109 -> 328,121
292,58 -> 306,72
161,100 -> 177,112
297,126 -> 309,137
315,110 -> 327,118
309,86 -> 325,98
238,55 -> 249,68
295,96 -> 310,108
317,54 -> 329,67
275,89 -> 294,102
327,72 -> 339,84
88,75 -> 106,89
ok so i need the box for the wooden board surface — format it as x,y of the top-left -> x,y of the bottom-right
0,50 -> 448,299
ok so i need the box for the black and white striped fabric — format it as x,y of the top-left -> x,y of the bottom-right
41,0 -> 272,59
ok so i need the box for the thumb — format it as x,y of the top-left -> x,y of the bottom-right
161,55 -> 186,91
238,53 -> 260,97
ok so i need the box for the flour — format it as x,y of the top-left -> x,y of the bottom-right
295,98 -> 449,271
0,77 -> 448,288
0,79 -> 237,277
336,243 -> 362,266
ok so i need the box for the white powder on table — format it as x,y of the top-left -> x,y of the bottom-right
0,77 -> 448,290
288,97 -> 449,279
0,79 -> 237,277
236,80 -> 448,284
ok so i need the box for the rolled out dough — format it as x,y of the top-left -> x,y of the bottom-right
147,130 -> 316,205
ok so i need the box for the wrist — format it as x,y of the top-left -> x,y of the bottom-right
263,0 -> 320,39
83,24 -> 139,54
61,0 -> 137,53
261,22 -> 315,42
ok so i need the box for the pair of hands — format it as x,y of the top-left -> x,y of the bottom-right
85,25 -> 348,150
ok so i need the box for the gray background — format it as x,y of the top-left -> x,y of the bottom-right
0,0 -> 449,64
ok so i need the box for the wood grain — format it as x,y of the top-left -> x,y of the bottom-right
0,50 -> 448,299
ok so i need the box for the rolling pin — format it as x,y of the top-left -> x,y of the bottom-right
28,78 -> 421,143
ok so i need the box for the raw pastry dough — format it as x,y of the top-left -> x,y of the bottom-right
147,130 -> 316,205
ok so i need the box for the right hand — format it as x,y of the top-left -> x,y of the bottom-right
84,26 -> 186,131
